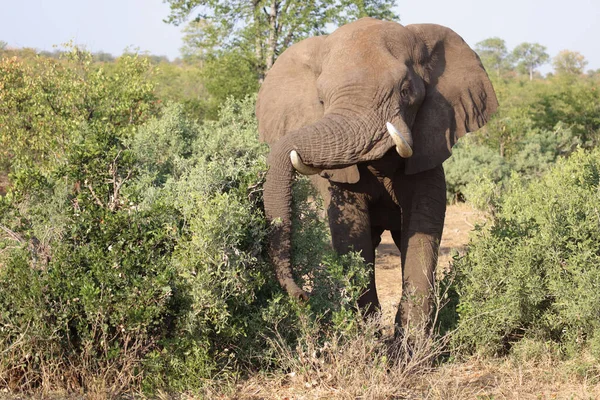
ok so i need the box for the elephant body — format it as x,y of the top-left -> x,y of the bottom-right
256,18 -> 497,328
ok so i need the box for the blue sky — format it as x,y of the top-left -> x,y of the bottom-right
1,0 -> 599,73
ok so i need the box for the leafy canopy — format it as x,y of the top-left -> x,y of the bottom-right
475,37 -> 509,77
553,49 -> 588,76
511,42 -> 550,81
165,0 -> 398,80
166,0 -> 398,118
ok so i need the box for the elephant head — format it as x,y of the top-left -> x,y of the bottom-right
256,18 -> 498,300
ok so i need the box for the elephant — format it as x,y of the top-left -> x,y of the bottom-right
255,17 -> 498,329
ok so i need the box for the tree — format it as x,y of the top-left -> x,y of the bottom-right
553,49 -> 588,76
587,68 -> 600,79
179,19 -> 260,118
179,19 -> 215,62
164,0 -> 399,82
511,42 -> 549,81
0,40 -> 7,51
475,37 -> 510,77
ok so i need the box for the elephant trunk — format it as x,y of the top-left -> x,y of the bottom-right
263,156 -> 308,300
283,112 -> 404,169
289,114 -> 414,175
264,112 -> 408,299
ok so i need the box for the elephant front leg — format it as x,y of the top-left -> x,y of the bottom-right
395,165 -> 446,332
393,230 -> 441,332
327,184 -> 380,316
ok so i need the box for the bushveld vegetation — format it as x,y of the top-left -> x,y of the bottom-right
1,22 -> 600,398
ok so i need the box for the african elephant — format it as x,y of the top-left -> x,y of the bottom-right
255,18 -> 497,328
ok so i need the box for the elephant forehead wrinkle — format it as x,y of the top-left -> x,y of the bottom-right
320,56 -> 404,92
327,42 -> 393,68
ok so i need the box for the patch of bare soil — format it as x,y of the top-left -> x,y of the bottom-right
375,202 -> 486,326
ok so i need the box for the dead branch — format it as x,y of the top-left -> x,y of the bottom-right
84,179 -> 105,208
0,224 -> 25,243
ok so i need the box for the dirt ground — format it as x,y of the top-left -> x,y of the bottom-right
375,202 -> 485,326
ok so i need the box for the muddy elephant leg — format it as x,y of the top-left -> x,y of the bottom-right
327,183 -> 380,316
394,165 -> 446,331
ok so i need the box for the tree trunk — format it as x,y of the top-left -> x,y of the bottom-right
253,0 -> 265,84
529,65 -> 533,81
265,0 -> 278,71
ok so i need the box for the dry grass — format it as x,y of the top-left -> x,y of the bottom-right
230,315 -> 449,400
226,271 -> 456,400
0,315 -> 151,399
222,343 -> 600,400
418,357 -> 600,399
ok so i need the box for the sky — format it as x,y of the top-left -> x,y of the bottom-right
1,0 -> 599,74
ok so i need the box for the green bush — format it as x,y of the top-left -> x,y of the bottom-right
531,76 -> 600,148
444,73 -> 598,203
137,99 -> 370,391
0,75 -> 370,395
452,148 -> 600,358
510,122 -> 580,177
0,46 -> 157,175
444,137 -> 509,202
446,123 -> 580,203
0,47 -> 177,393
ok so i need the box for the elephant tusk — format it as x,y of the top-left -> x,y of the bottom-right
290,150 -> 322,175
386,121 -> 413,158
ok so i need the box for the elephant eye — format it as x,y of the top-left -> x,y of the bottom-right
400,88 -> 411,99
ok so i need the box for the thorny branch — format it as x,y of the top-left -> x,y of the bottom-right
85,178 -> 105,208
0,224 -> 25,243
108,150 -> 133,211
82,150 -> 133,212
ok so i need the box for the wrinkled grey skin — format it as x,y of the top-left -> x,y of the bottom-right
256,18 -> 497,328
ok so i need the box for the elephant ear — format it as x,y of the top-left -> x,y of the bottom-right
404,24 -> 498,175
256,35 -> 360,184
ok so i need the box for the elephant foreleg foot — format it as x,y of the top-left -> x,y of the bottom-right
394,231 -> 439,335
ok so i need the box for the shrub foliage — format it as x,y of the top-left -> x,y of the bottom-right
0,49 -> 369,395
3,37 -> 600,397
453,148 -> 600,358
444,73 -> 597,202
